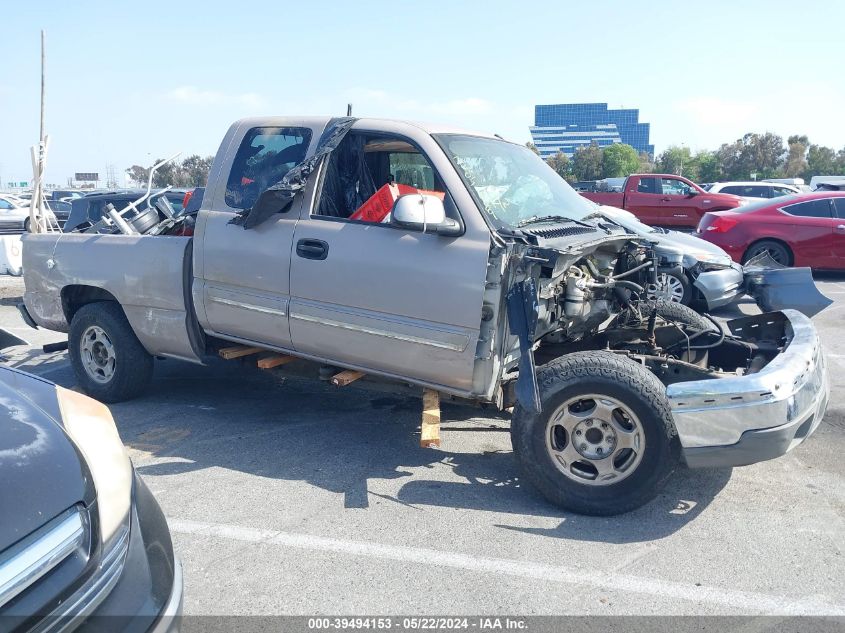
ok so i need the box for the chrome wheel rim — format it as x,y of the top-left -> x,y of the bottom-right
646,273 -> 684,303
545,394 -> 646,486
80,325 -> 116,383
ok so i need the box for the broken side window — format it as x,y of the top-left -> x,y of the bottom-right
225,127 -> 312,210
313,134 -> 448,225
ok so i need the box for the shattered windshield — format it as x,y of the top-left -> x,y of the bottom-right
434,134 -> 596,230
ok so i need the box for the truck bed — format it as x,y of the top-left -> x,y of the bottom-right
22,233 -> 202,363
580,191 -> 625,207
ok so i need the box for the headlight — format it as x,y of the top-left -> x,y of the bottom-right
56,387 -> 132,546
691,250 -> 732,269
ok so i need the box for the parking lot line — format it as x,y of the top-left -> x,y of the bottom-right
169,518 -> 844,616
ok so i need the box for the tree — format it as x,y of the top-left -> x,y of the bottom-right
152,159 -> 181,188
784,135 -> 809,178
694,151 -> 721,183
736,132 -> 785,179
656,145 -> 693,178
712,133 -> 784,181
571,143 -> 603,181
806,144 -> 838,178
181,155 -> 214,187
545,152 -> 571,180
135,155 -> 215,188
637,152 -> 654,174
601,143 -> 640,178
525,142 -> 540,156
126,165 -> 150,187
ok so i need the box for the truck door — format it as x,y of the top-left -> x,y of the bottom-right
193,124 -> 316,348
623,176 -> 663,225
287,126 -> 490,393
657,176 -> 709,227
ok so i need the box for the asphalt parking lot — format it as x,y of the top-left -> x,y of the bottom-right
2,275 -> 844,617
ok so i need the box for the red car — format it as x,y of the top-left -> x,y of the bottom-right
697,192 -> 845,269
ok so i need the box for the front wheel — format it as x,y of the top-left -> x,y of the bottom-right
511,351 -> 680,516
69,302 -> 154,402
646,271 -> 691,305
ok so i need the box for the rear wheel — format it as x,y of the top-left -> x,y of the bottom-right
69,302 -> 153,402
511,352 -> 680,516
742,240 -> 792,266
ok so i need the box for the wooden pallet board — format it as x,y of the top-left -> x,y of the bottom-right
257,354 -> 296,369
218,345 -> 263,360
420,388 -> 441,448
331,370 -> 365,387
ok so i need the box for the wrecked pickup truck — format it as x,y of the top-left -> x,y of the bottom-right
21,117 -> 831,515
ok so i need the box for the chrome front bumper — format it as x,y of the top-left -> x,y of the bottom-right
693,263 -> 744,310
666,309 -> 829,468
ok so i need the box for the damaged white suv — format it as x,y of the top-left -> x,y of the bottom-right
21,117 -> 831,515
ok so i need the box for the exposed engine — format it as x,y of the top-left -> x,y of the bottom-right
501,226 -> 784,392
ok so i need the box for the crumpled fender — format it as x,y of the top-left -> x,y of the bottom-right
743,252 -> 832,317
506,277 -> 542,414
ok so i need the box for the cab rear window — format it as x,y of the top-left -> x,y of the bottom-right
225,127 -> 312,210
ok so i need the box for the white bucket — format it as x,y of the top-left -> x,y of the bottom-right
0,235 -> 23,276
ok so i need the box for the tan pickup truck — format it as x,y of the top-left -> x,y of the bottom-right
20,116 -> 830,515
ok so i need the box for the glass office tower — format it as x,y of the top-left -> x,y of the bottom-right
530,103 -> 653,159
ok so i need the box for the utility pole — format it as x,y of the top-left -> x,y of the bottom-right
28,30 -> 54,233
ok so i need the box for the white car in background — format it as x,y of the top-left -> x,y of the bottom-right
705,181 -> 800,199
0,195 -> 31,234
0,194 -> 58,233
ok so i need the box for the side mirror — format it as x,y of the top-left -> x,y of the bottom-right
687,188 -> 699,196
390,194 -> 461,236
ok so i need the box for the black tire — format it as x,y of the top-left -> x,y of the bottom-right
23,218 -> 30,233
647,270 -> 692,306
69,302 -> 153,403
511,351 -> 680,516
652,299 -> 714,331
742,240 -> 792,266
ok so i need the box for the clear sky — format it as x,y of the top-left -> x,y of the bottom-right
1,0 -> 843,186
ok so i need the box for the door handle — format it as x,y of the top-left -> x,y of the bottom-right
837,224 -> 845,233
296,239 -> 329,260
661,197 -> 672,202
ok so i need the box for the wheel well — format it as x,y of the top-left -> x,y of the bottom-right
744,238 -> 793,266
61,286 -> 121,322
